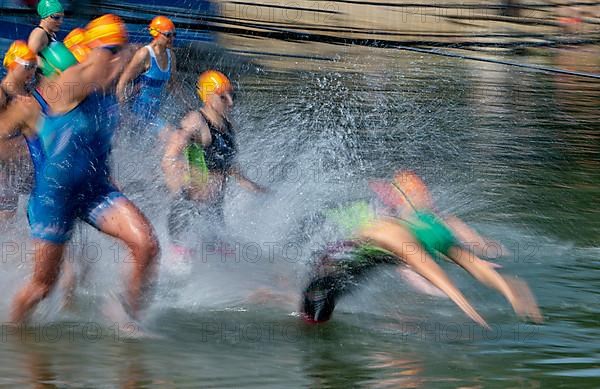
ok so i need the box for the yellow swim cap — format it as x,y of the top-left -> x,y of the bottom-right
64,28 -> 91,62
3,40 -> 36,70
149,16 -> 175,38
197,70 -> 232,103
84,14 -> 128,49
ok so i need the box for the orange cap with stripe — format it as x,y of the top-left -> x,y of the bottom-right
3,40 -> 36,70
64,28 -> 91,62
197,70 -> 232,103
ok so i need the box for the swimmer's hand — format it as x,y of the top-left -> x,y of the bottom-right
444,216 -> 510,259
229,165 -> 268,194
504,276 -> 544,324
254,184 -> 271,195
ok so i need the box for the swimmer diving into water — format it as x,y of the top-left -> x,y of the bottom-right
301,171 -> 542,327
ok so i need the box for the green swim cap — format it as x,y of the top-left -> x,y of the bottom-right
37,0 -> 64,19
326,201 -> 375,236
39,42 -> 77,77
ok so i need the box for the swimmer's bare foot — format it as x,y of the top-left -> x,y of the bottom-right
505,276 -> 543,324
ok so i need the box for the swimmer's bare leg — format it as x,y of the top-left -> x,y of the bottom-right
157,123 -> 175,145
447,246 -> 543,323
11,241 -> 65,323
95,198 -> 159,319
360,220 -> 489,328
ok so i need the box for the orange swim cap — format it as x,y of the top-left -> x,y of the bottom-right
3,40 -> 36,70
149,16 -> 175,38
64,28 -> 86,48
392,170 -> 433,209
64,28 -> 91,62
197,70 -> 233,103
84,14 -> 128,49
368,179 -> 405,209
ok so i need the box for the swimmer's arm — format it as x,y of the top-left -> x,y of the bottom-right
443,215 -> 508,259
0,111 -> 22,138
61,50 -> 116,102
20,98 -> 41,136
0,99 -> 29,138
162,111 -> 199,193
229,165 -> 269,193
116,47 -> 148,103
27,28 -> 48,55
0,88 -> 6,110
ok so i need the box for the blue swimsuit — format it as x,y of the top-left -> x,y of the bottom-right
130,45 -> 171,131
27,91 -> 126,243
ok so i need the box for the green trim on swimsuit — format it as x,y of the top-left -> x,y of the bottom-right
184,142 -> 208,174
402,210 -> 457,257
353,243 -> 396,263
325,200 -> 375,236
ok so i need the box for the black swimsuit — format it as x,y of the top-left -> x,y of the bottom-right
199,111 -> 237,172
35,25 -> 57,46
34,26 -> 56,78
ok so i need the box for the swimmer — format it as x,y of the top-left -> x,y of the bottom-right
116,15 -> 178,137
9,15 -> 159,324
162,70 -> 267,261
0,32 -> 92,227
1,37 -> 93,304
28,0 -> 64,55
301,172 -> 543,326
0,41 -> 37,227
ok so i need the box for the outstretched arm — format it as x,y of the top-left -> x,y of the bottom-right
0,97 -> 34,139
358,219 -> 490,328
116,47 -> 148,103
444,215 -> 508,259
229,164 -> 268,193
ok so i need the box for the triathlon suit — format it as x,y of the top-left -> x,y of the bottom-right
0,86 -> 32,213
300,199 -> 460,323
130,45 -> 171,133
27,84 -> 126,243
167,111 -> 237,245
389,182 -> 458,257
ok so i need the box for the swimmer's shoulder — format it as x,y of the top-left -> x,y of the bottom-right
180,109 -> 210,142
